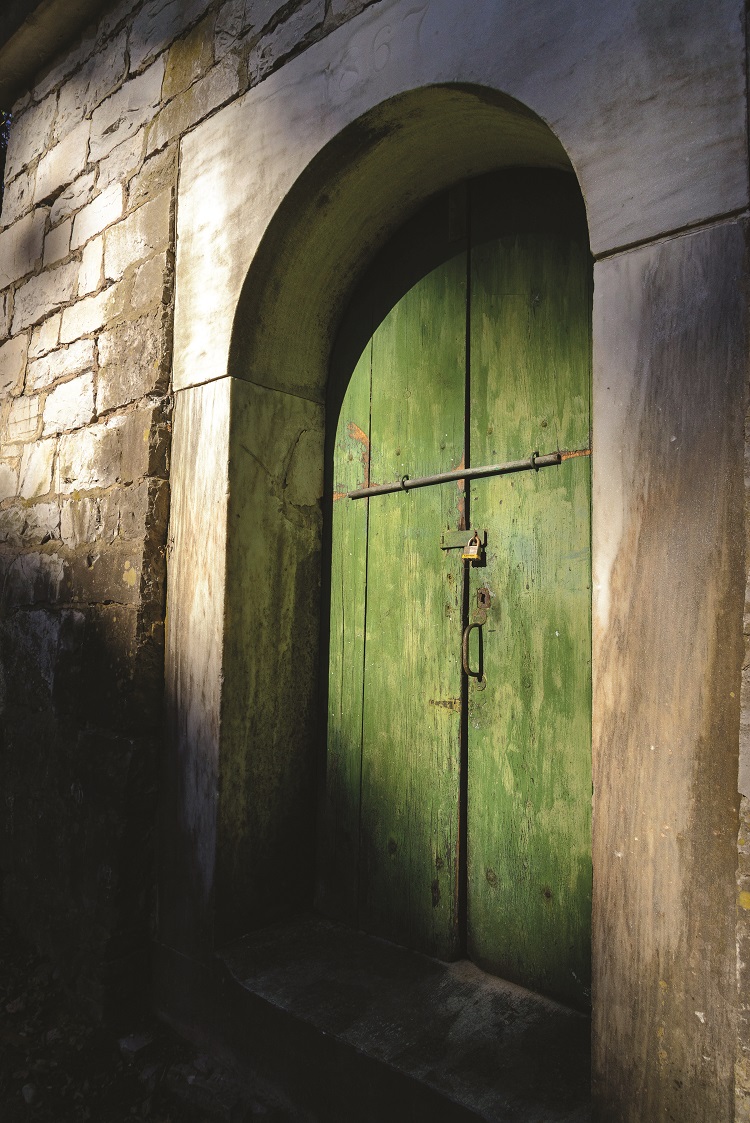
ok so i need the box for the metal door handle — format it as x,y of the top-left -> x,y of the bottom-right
462,622 -> 482,679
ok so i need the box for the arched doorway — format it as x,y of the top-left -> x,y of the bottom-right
317,169 -> 592,1008
166,82 -> 597,1004
193,87 -> 586,952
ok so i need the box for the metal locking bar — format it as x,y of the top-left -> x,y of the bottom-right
346,448 -> 590,500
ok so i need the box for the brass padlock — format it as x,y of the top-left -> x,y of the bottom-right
462,531 -> 483,563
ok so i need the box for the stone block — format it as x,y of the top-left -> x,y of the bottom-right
60,481 -> 151,549
34,120 -> 91,205
0,505 -> 24,544
214,0 -> 243,59
55,31 -> 128,140
61,492 -> 113,549
57,406 -> 160,493
0,292 -> 11,342
127,145 -> 177,209
0,335 -> 29,398
147,403 -> 170,482
76,606 -> 161,733
52,65 -> 92,141
10,89 -> 31,115
60,494 -> 99,549
0,172 -> 34,228
140,475 -> 169,607
130,0 -> 214,74
97,310 -> 167,413
71,184 -> 125,251
89,57 -> 166,163
7,395 -> 40,442
27,338 -> 96,392
0,607 -> 85,728
4,93 -> 57,181
19,438 -> 55,499
61,539 -> 142,606
43,219 -> 72,267
29,315 -> 62,360
132,252 -> 170,312
97,0 -> 141,43
22,502 -> 61,545
147,57 -> 240,155
214,0 -> 285,59
0,210 -> 47,289
103,191 -> 170,281
125,478 -> 163,543
59,285 -> 120,345
42,372 -> 95,436
163,12 -> 215,102
97,130 -> 146,193
214,0 -> 242,52
330,0 -> 370,17
50,172 -> 96,226
33,29 -> 97,102
78,237 -> 104,297
1,551 -> 64,608
12,260 -> 80,333
246,0 -> 325,86
57,422 -> 114,492
0,462 -> 19,501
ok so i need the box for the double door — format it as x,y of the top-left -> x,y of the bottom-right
317,173 -> 592,1008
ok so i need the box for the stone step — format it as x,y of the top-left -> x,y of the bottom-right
211,914 -> 591,1123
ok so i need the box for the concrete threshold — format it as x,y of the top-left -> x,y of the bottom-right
216,913 -> 591,1122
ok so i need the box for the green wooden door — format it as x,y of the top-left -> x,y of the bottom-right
318,173 -> 592,1008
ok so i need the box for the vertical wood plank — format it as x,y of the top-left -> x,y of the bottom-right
316,343 -> 372,922
358,253 -> 466,959
467,230 -> 592,1006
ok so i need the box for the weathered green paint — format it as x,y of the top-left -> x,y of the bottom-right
321,177 -> 591,1003
317,343 -> 372,922
358,254 -> 466,958
467,231 -> 592,1006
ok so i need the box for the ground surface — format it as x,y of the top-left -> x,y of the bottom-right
1,910 -> 592,1122
0,914 -> 279,1122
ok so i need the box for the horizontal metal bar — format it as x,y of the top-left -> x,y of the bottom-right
440,529 -> 487,550
347,449 -> 590,499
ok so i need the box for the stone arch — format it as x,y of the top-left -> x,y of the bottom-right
226,85 -> 574,400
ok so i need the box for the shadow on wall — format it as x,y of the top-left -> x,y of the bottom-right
0,476 -> 169,1019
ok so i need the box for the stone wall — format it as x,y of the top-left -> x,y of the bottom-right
0,0 -> 379,1017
